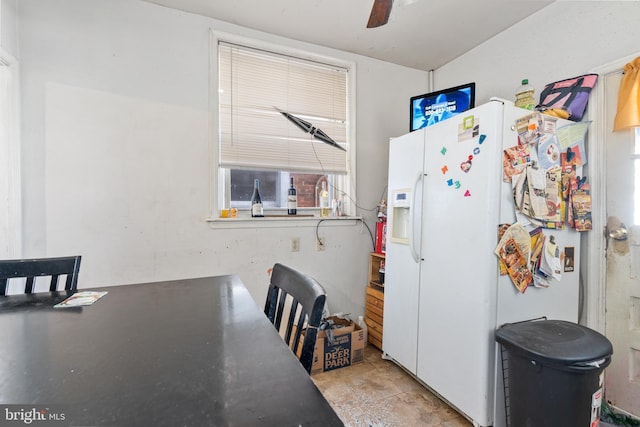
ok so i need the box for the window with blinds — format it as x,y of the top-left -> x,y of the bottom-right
217,41 -> 351,213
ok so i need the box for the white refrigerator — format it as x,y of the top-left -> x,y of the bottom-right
383,100 -> 582,427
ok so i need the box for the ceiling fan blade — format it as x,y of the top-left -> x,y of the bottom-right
367,0 -> 393,28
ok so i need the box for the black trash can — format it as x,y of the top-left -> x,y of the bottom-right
496,319 -> 613,427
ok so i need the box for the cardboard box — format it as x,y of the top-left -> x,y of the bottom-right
301,316 -> 365,375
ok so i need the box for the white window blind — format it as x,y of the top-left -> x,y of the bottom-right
219,42 -> 348,174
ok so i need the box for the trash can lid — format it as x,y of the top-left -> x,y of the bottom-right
496,320 -> 613,366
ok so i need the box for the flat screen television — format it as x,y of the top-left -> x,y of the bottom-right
410,82 -> 475,132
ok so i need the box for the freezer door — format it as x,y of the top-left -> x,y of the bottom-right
416,102 -> 504,427
383,129 -> 425,374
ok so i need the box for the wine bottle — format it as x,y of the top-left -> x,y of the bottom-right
320,181 -> 329,217
287,177 -> 297,215
251,179 -> 264,217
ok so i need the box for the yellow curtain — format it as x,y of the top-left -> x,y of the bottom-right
613,56 -> 640,131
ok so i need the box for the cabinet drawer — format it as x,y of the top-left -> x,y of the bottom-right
366,317 -> 383,336
365,308 -> 383,326
366,285 -> 384,301
366,293 -> 384,312
368,326 -> 383,350
368,323 -> 383,339
366,300 -> 383,318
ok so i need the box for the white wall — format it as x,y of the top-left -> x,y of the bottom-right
1,0 -> 21,259
435,1 -> 640,105
15,0 -> 428,316
1,0 -> 18,55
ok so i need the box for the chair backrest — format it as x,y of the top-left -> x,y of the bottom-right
0,256 -> 82,296
264,263 -> 326,374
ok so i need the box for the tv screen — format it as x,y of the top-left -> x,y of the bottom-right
410,83 -> 475,132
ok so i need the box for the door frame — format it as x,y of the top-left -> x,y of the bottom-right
0,48 -> 22,258
584,51 -> 640,333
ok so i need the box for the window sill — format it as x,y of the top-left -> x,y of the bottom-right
205,215 -> 362,229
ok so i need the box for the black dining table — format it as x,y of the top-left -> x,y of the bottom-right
0,275 -> 344,426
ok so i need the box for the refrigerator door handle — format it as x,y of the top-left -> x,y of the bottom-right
410,172 -> 422,263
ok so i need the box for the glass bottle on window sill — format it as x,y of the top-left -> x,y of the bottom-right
251,179 -> 264,217
320,181 -> 329,217
288,177 -> 297,215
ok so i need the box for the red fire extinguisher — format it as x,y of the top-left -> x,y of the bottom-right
375,219 -> 386,254
375,199 -> 387,254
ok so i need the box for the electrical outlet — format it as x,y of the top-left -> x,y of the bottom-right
290,237 -> 300,252
316,237 -> 325,251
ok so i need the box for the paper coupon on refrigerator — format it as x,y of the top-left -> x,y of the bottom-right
496,237 -> 533,293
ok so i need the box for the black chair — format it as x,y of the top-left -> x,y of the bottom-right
264,263 -> 326,374
0,256 -> 82,296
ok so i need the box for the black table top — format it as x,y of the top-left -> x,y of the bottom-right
0,275 -> 343,426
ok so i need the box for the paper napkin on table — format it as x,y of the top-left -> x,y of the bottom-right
54,291 -> 108,308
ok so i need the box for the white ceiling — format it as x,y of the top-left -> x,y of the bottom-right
141,0 -> 555,71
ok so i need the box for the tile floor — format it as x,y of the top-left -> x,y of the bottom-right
312,344 -> 473,427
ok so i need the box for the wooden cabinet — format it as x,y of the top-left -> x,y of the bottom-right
368,252 -> 385,288
365,252 -> 385,350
